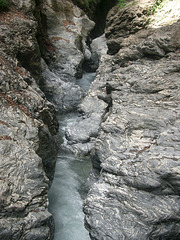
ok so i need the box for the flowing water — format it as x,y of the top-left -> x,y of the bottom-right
48,73 -> 96,240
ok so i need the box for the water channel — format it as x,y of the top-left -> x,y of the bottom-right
48,72 -> 96,240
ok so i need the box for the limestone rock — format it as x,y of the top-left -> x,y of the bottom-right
63,66 -> 109,155
41,59 -> 85,112
65,1 -> 180,239
39,0 -> 95,111
84,51 -> 180,239
43,0 -> 95,81
0,3 -> 58,239
83,34 -> 108,72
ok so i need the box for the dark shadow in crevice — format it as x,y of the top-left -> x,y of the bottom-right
90,0 -> 118,39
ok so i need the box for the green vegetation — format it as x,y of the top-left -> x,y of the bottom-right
0,0 -> 9,10
146,0 -> 165,15
84,0 -> 89,7
117,0 -> 128,8
84,0 -> 97,7
117,0 -> 135,9
116,0 -> 166,12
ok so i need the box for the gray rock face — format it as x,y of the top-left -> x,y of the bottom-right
0,0 -> 95,238
105,2 -> 149,54
44,0 -> 95,80
0,3 -> 58,239
41,59 -> 85,112
65,2 -> 180,239
0,106 -> 52,240
84,52 -> 180,240
38,0 -> 95,111
1,0 -> 180,239
63,68 -> 108,155
83,34 -> 108,72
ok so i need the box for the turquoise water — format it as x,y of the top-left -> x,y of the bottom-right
48,73 -> 96,240
76,72 -> 96,92
48,152 -> 91,240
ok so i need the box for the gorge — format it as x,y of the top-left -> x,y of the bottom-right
0,0 -> 180,240
48,72 -> 96,240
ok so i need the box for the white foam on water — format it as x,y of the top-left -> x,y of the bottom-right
48,73 -> 96,240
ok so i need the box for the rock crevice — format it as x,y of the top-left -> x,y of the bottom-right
0,0 -> 95,238
1,0 -> 180,239
64,1 -> 180,239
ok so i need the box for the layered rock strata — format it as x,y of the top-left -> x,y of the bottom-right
65,0 -> 180,239
0,0 -> 95,238
1,0 -> 180,239
0,1 -> 59,238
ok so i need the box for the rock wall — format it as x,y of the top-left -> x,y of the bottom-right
0,0 -> 94,239
39,0 -> 95,111
71,0 -> 101,20
65,0 -> 180,239
0,1 -> 59,239
1,0 -> 180,239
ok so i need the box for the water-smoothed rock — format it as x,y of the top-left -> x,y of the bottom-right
63,63 -> 109,155
83,34 -> 108,72
64,1 -> 180,239
63,35 -> 109,154
84,51 -> 180,239
39,0 -> 95,112
41,59 -> 85,112
1,0 -> 180,239
44,0 -> 95,81
0,0 -> 97,237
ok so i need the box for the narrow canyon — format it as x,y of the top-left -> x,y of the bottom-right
0,0 -> 180,239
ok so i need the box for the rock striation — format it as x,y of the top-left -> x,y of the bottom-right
1,0 -> 180,239
0,1 -> 59,239
0,0 -> 95,238
65,0 -> 180,239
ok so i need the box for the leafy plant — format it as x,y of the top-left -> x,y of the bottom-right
117,0 -> 127,8
0,0 -> 9,11
117,0 -> 135,9
84,0 -> 97,7
146,0 -> 164,15
85,0 -> 89,7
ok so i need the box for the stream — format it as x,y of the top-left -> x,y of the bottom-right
48,72 -> 96,240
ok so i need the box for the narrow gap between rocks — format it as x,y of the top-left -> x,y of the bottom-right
48,72 -> 96,240
47,1 -> 118,238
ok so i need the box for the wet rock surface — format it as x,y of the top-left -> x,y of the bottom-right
83,34 -> 108,72
65,1 -> 180,239
40,0 -> 95,112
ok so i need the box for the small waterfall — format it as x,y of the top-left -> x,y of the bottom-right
48,73 -> 96,240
